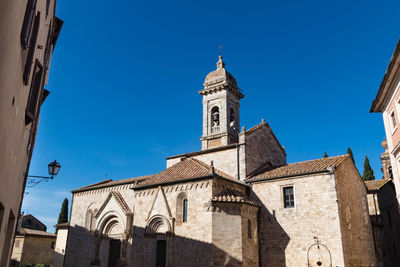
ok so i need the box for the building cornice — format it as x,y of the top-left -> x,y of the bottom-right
371,39 -> 400,113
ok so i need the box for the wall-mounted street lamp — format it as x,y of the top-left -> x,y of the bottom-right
27,160 -> 61,187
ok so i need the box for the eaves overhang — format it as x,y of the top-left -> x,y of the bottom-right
371,39 -> 400,113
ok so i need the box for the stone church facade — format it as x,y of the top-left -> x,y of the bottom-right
56,56 -> 377,267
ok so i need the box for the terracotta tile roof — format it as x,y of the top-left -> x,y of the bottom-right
134,158 -> 242,189
18,228 -> 56,237
246,154 -> 349,182
74,158 -> 242,193
72,175 -> 153,193
212,189 -> 260,207
364,179 -> 392,192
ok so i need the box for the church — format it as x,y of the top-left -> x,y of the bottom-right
55,55 -> 377,267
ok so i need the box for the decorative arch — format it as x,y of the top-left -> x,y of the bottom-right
96,210 -> 126,235
145,215 -> 172,236
85,203 -> 98,231
176,192 -> 188,225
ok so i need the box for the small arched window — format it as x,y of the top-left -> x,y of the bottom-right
247,219 -> 252,239
85,209 -> 93,230
176,192 -> 188,225
183,199 -> 188,223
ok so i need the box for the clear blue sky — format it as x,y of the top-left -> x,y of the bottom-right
22,0 -> 400,231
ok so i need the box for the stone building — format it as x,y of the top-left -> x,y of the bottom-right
365,179 -> 400,267
11,228 -> 56,266
10,216 -> 56,266
0,0 -> 62,266
57,56 -> 377,267
371,40 -> 400,201
18,213 -> 47,232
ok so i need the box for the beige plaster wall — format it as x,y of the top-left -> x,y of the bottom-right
0,0 -> 57,265
53,228 -> 68,267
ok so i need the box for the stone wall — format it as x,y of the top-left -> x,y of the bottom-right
132,179 -> 214,266
53,228 -> 68,267
13,235 -> 56,265
65,185 -> 135,267
166,147 -> 240,180
211,202 -> 243,266
334,158 -> 377,266
251,172 -> 345,267
367,182 -> 400,267
241,205 -> 259,267
242,122 -> 286,177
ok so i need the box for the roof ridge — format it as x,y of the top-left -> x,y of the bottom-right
285,154 -> 348,166
188,158 -> 212,173
246,154 -> 350,183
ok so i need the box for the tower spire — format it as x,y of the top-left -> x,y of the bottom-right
216,46 -> 225,69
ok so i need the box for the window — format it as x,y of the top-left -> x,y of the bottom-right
283,186 -> 295,208
183,199 -> 188,223
21,0 -> 37,49
25,60 -> 43,124
44,21 -> 52,68
247,219 -> 252,239
176,192 -> 188,225
23,11 -> 40,85
390,110 -> 397,132
211,106 -> 220,133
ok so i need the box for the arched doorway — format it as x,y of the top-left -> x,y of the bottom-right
145,215 -> 173,267
98,214 -> 126,267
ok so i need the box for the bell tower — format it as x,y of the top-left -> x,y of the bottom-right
199,55 -> 244,150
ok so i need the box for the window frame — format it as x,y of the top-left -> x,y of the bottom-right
283,186 -> 295,209
23,11 -> 41,85
20,0 -> 37,49
25,59 -> 43,125
182,199 -> 188,223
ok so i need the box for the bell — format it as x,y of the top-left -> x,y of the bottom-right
212,112 -> 219,122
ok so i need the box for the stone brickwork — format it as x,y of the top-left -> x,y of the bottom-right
59,56 -> 381,267
11,234 -> 56,266
251,172 -> 346,267
240,122 -> 286,177
365,180 -> 400,267
132,179 -> 213,266
334,158 -> 377,266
